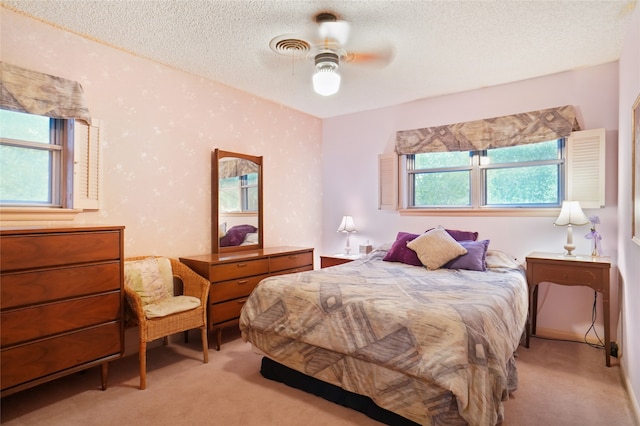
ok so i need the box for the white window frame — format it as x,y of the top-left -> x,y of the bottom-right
380,129 -> 605,216
0,113 -> 102,223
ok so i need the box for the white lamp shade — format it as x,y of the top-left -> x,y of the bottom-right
313,69 -> 341,96
337,215 -> 356,233
554,201 -> 590,226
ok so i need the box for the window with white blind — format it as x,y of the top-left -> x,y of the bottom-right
0,109 -> 102,210
379,129 -> 605,212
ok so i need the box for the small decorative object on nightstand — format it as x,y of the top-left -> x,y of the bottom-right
525,251 -> 612,366
585,215 -> 603,257
320,254 -> 362,268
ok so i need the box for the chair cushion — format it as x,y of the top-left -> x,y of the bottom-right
124,257 -> 172,306
143,296 -> 201,319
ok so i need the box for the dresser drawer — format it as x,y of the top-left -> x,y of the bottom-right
210,297 -> 248,324
270,251 -> 313,273
210,274 -> 268,303
531,264 -> 602,289
210,259 -> 269,281
0,231 -> 122,271
271,265 -> 314,277
1,292 -> 121,347
1,322 -> 121,391
1,262 -> 121,309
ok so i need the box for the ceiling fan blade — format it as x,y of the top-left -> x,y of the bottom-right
344,46 -> 394,67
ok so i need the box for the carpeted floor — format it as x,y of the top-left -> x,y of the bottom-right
1,330 -> 637,426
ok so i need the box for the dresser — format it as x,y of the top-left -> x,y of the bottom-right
0,226 -> 125,396
180,246 -> 314,350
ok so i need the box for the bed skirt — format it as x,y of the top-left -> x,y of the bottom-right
260,356 -> 420,426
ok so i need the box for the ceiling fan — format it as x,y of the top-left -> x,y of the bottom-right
268,12 -> 393,96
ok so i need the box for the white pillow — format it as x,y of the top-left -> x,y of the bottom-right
406,227 -> 468,270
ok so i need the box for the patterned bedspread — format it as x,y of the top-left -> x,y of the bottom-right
239,249 -> 528,426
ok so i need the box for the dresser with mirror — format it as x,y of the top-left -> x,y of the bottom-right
180,149 -> 313,350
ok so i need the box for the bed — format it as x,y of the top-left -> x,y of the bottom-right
239,231 -> 528,426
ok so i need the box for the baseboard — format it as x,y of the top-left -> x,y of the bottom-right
620,360 -> 640,426
534,326 -> 603,346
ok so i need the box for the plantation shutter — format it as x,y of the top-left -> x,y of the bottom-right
378,153 -> 398,210
567,128 -> 606,208
73,119 -> 102,209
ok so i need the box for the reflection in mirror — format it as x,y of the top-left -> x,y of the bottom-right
212,149 -> 263,253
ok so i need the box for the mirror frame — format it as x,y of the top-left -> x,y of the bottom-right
212,149 -> 263,254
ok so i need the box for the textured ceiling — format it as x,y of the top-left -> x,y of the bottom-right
2,0 -> 637,118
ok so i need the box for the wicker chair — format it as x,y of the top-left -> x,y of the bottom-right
124,256 -> 210,390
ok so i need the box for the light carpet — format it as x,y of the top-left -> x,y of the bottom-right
1,330 -> 637,426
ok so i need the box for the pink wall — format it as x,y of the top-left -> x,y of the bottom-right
617,3 -> 640,418
0,9 -> 323,259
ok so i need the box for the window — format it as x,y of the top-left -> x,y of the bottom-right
0,109 -> 102,213
403,139 -> 564,209
0,109 -> 69,207
219,173 -> 259,213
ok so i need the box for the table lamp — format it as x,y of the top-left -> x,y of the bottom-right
337,215 -> 357,255
554,201 -> 590,256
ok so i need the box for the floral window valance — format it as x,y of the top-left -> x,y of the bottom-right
0,62 -> 91,124
395,105 -> 580,155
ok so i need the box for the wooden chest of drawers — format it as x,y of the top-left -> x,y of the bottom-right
180,246 -> 313,349
0,226 -> 125,396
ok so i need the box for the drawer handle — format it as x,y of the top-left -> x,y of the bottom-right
237,279 -> 249,285
563,274 -> 568,278
237,298 -> 248,305
289,255 -> 298,259
236,263 -> 247,268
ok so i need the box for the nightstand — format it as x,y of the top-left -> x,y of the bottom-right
320,254 -> 362,268
525,252 -> 612,366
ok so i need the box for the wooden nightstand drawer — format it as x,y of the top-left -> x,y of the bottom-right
531,264 -> 600,288
320,255 -> 361,268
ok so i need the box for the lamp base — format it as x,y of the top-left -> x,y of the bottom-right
563,224 -> 576,256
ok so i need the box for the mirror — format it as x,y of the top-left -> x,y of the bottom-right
212,149 -> 263,253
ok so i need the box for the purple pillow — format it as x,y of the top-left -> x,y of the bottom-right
443,239 -> 490,271
383,232 -> 422,266
220,224 -> 257,247
426,228 -> 479,242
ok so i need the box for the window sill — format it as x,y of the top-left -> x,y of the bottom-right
398,208 -> 561,217
0,207 -> 83,224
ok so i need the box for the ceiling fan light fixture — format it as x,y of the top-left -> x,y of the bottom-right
312,51 -> 341,96
313,68 -> 341,96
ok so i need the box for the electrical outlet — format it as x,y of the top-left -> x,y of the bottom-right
611,342 -> 618,358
